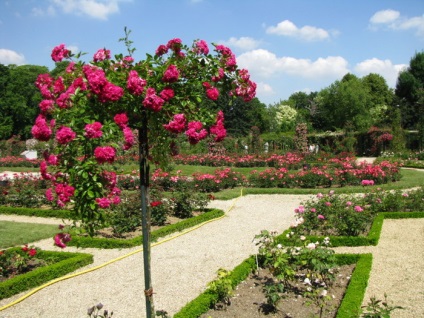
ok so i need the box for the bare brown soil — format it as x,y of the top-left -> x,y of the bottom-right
200,264 -> 355,318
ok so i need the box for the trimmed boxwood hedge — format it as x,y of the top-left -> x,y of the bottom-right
0,206 -> 73,219
0,248 -> 93,300
67,208 -> 225,249
174,253 -> 372,318
0,207 -> 225,249
278,211 -> 424,247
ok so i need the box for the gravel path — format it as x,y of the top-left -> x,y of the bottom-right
0,194 -> 306,317
1,192 -> 423,317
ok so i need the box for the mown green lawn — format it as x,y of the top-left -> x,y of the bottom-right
0,221 -> 58,249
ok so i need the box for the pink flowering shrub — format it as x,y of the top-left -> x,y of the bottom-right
30,30 -> 256,236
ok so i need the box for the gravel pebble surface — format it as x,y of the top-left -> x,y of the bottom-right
0,194 -> 306,318
0,192 -> 423,317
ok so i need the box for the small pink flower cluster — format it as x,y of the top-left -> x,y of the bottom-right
56,126 -> 76,144
127,70 -> 147,95
83,65 -> 124,103
54,232 -> 71,249
94,146 -> 116,164
51,44 -> 70,62
31,115 -> 53,141
162,64 -> 180,83
113,113 -> 135,151
84,122 -> 103,139
163,113 -> 186,134
142,87 -> 165,111
185,121 -> 208,145
361,179 -> 375,186
210,111 -> 226,142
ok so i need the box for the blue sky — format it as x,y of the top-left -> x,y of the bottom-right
1,0 -> 423,105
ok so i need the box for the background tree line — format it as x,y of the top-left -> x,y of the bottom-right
0,52 -> 423,150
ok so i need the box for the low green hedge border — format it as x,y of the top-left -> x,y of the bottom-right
174,253 -> 372,318
67,208 -> 225,249
0,248 -> 93,300
0,206 -> 73,219
278,211 -> 424,247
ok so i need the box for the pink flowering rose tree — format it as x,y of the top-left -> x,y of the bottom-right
32,29 -> 256,315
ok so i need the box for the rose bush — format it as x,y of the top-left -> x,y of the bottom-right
31,29 -> 256,236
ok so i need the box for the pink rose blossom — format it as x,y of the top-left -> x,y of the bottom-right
56,126 -> 76,145
310,208 -> 316,213
123,126 -> 135,150
318,214 -> 325,220
96,197 -> 111,208
53,77 -> 65,94
99,82 -> 124,102
160,87 -> 174,101
93,48 -> 111,62
47,154 -> 59,166
325,201 -> 331,207
210,110 -> 226,142
317,193 -> 323,199
167,38 -> 182,52
84,122 -> 103,139
46,188 -> 54,201
185,121 -> 208,144
162,64 -> 180,83
164,113 -> 186,134
127,70 -> 147,95
66,62 -> 76,73
212,68 -> 225,82
206,87 -> 219,101
155,44 -> 168,56
35,73 -> 53,89
83,65 -> 108,95
194,40 -> 209,55
143,87 -> 164,112
39,99 -> 55,113
54,233 -> 71,248
123,56 -> 134,63
354,205 -> 364,212
51,44 -> 70,62
114,113 -> 129,129
31,115 -> 52,141
346,201 -> 352,206
94,146 -> 116,164
215,44 -> 232,56
295,205 -> 305,214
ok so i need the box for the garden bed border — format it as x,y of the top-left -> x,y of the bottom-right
173,253 -> 372,318
278,211 -> 424,247
0,248 -> 93,300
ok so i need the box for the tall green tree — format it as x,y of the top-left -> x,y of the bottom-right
316,74 -> 370,131
395,51 -> 424,129
0,64 -> 48,139
362,73 -> 393,127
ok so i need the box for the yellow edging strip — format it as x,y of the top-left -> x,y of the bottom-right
0,189 -> 243,311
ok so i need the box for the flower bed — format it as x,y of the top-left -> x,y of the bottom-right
0,247 -> 93,300
174,253 -> 372,318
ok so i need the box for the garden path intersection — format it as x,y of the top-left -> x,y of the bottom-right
0,193 -> 423,317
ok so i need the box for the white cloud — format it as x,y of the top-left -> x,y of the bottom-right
0,49 -> 26,65
256,82 -> 275,96
369,9 -> 424,37
237,49 -> 349,80
266,20 -> 331,41
370,9 -> 400,24
67,45 -> 80,54
50,0 -> 123,20
220,37 -> 261,51
354,58 -> 407,87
